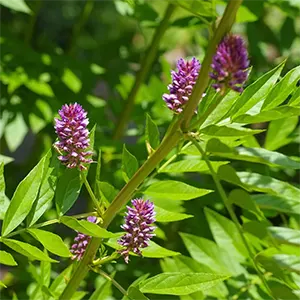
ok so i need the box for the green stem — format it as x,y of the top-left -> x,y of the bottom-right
67,0 -> 94,55
59,1 -> 243,298
187,136 -> 275,299
81,174 -> 103,216
92,252 -> 120,266
113,4 -> 176,140
91,268 -> 128,297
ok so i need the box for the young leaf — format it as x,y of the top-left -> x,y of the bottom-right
122,145 -> 138,182
145,113 -> 160,151
262,65 -> 300,111
230,60 -> 285,118
155,206 -> 193,223
60,216 -> 116,238
0,250 -> 17,266
268,227 -> 300,247
27,228 -> 71,257
55,168 -> 82,215
204,208 -> 247,261
2,154 -> 45,236
144,180 -> 212,201
140,273 -> 229,295
159,160 -> 229,173
2,239 -> 57,262
265,116 -> 298,151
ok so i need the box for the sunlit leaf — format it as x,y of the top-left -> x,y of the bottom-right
0,250 -> 17,266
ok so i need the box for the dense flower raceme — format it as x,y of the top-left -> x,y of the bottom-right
210,34 -> 249,93
54,103 -> 93,170
70,216 -> 97,261
163,57 -> 201,113
118,199 -> 156,263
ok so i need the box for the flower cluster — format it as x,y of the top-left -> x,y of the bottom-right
163,57 -> 201,113
210,34 -> 249,93
118,199 -> 156,263
70,216 -> 97,261
54,103 -> 93,170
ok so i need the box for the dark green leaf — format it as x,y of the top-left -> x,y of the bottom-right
60,216 -> 116,238
2,238 -> 57,262
140,273 -> 229,295
2,154 -> 45,236
144,180 -> 212,200
145,113 -> 160,151
122,145 -> 138,182
27,228 -> 71,257
0,250 -> 17,266
128,287 -> 149,300
97,181 -> 118,203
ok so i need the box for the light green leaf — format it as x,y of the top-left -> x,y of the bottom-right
25,80 -> 54,97
289,85 -> 300,105
174,0 -> 216,17
231,60 -> 285,118
155,206 -> 193,222
28,228 -> 71,257
127,287 -> 149,300
180,232 -> 244,275
49,265 -> 73,298
60,216 -> 116,238
0,0 -> 31,14
2,155 -> 45,236
41,257 -> 51,287
0,250 -> 17,266
4,113 -> 28,152
145,113 -> 160,151
122,145 -> 138,182
0,154 -> 14,165
55,168 -> 82,215
2,239 -> 57,262
201,124 -> 264,137
140,272 -> 229,295
160,160 -> 229,173
262,66 -> 300,110
268,227 -> 300,247
265,116 -> 298,151
62,68 -> 82,93
144,180 -> 212,201
0,163 -> 9,220
204,208 -> 247,261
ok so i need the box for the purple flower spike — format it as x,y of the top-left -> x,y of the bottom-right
163,57 -> 201,113
118,199 -> 156,264
54,103 -> 93,171
210,34 -> 250,93
70,216 -> 97,261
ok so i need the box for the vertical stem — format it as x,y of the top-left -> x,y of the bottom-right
113,4 -> 176,140
67,0 -> 94,55
188,136 -> 275,299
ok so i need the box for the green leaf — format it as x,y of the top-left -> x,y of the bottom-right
89,272 -> 114,300
179,232 -> 244,275
208,142 -> 300,169
55,168 -> 82,215
230,60 -> 285,118
268,227 -> 300,247
253,194 -> 300,215
0,0 -> 31,14
159,160 -> 229,173
289,85 -> 300,105
145,113 -> 160,151
4,113 -> 28,152
41,257 -> 51,287
122,145 -> 138,182
62,68 -> 82,93
97,181 -> 118,203
0,280 -> 7,288
155,206 -> 193,223
265,116 -> 299,151
106,237 -> 180,258
144,180 -> 212,201
204,207 -> 247,261
140,273 -> 229,295
262,66 -> 300,110
60,216 -> 116,238
228,189 -> 264,219
27,229 -> 71,257
0,163 -> 9,220
201,124 -> 264,137
268,280 -> 300,300
174,0 -> 216,17
2,155 -> 45,236
49,265 -> 73,298
25,80 -> 54,97
218,165 -> 246,189
127,287 -> 149,300
0,154 -> 14,165
2,239 -> 57,262
0,250 -> 17,266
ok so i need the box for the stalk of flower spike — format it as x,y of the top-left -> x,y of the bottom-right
163,57 -> 201,113
70,216 -> 97,261
210,34 -> 249,93
118,199 -> 156,263
54,103 -> 93,171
